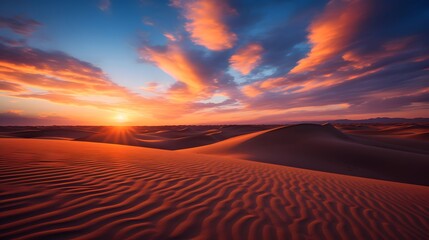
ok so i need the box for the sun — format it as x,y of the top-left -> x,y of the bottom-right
114,113 -> 128,123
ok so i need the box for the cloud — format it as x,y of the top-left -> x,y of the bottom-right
135,0 -> 428,122
139,41 -> 238,102
12,92 -> 118,109
0,111 -> 76,126
142,16 -> 154,26
0,41 -> 128,96
290,0 -> 370,74
140,81 -> 160,92
0,35 -> 238,123
0,38 -> 159,117
163,33 -> 178,42
229,43 -> 263,75
98,0 -> 111,12
241,77 -> 286,97
0,80 -> 25,92
0,16 -> 41,36
289,0 -> 429,76
140,44 -> 206,96
235,0 -> 429,119
0,36 -> 26,47
173,0 -> 237,50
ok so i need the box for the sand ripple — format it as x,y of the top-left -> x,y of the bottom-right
1,139 -> 428,240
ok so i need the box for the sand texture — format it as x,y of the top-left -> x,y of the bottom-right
1,124 -> 429,239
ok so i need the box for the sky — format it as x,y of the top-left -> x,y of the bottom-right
0,0 -> 428,125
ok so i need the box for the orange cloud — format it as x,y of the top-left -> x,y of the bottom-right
242,77 -> 285,97
0,80 -> 25,92
174,0 -> 237,51
241,75 -> 342,98
0,61 -> 125,95
140,81 -> 160,92
291,0 -> 370,73
230,43 -> 263,75
242,85 -> 262,97
14,93 -> 115,108
140,44 -> 207,98
163,33 -> 178,42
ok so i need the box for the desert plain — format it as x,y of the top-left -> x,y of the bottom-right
0,123 -> 428,239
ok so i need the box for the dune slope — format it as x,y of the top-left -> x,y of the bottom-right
0,138 -> 428,240
183,124 -> 429,185
75,125 -> 274,150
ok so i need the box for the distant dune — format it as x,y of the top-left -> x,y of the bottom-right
0,125 -> 274,150
77,125 -> 277,150
1,138 -> 428,239
339,123 -> 429,140
183,124 -> 429,185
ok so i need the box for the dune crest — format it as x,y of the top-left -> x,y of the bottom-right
183,124 -> 429,185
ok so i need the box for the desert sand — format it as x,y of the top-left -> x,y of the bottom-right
183,124 -> 429,185
1,124 -> 429,239
0,125 -> 274,150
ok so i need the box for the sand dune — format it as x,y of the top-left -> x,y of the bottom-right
74,125 -> 275,150
2,124 -> 428,150
0,125 -> 275,150
184,124 -> 429,185
339,123 -> 429,140
338,124 -> 429,153
76,127 -> 220,149
0,138 -> 428,240
0,126 -> 96,140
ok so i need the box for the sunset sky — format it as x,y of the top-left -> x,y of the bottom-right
0,0 -> 428,125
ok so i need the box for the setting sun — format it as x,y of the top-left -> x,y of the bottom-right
114,113 -> 128,123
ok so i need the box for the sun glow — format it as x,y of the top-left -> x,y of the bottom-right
114,113 -> 128,123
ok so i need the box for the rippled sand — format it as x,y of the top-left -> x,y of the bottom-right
1,137 -> 428,240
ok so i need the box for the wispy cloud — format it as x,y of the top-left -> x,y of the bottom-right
163,33 -> 178,42
139,41 -> 238,102
0,16 -> 41,36
0,41 -> 127,96
230,43 -> 263,75
290,0 -> 370,74
140,43 -> 206,96
98,0 -> 111,12
0,80 -> 25,92
142,16 -> 154,26
0,111 -> 76,126
173,0 -> 237,51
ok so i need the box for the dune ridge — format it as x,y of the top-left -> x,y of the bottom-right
183,124 -> 429,186
0,125 -> 275,150
1,138 -> 428,240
